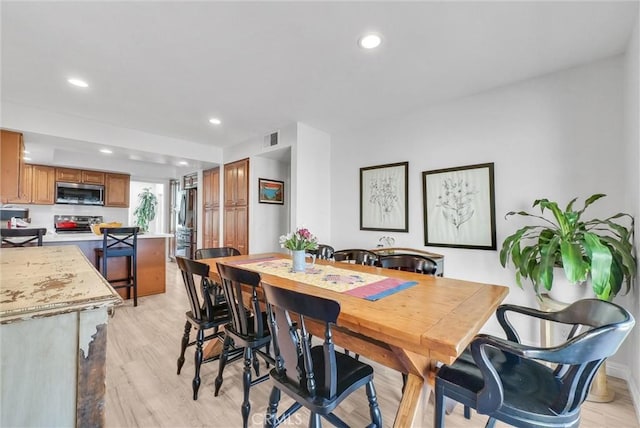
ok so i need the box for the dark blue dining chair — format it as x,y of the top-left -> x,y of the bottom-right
435,299 -> 635,428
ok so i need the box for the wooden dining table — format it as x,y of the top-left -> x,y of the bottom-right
201,252 -> 509,427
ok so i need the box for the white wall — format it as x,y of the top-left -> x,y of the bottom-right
623,17 -> 640,419
291,123 -> 331,243
250,157 -> 290,253
331,56 -> 630,347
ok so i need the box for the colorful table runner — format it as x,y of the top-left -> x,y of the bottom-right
229,257 -> 417,301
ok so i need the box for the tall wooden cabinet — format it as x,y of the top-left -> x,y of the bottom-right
203,168 -> 220,249
223,159 -> 249,254
224,159 -> 248,206
0,130 -> 25,204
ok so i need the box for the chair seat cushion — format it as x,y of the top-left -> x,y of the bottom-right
438,347 -> 563,416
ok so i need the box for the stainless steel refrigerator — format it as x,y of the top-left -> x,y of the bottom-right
176,186 -> 197,259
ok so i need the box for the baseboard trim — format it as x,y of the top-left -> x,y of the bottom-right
606,362 -> 640,423
628,373 -> 640,425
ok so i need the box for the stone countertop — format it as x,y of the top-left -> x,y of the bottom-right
42,231 -> 173,243
0,245 -> 122,324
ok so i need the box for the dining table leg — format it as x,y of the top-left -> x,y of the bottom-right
393,372 -> 433,427
391,347 -> 436,427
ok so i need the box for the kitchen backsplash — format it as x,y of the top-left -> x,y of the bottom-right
13,204 -> 129,233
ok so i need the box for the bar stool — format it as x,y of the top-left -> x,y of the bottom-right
94,227 -> 139,306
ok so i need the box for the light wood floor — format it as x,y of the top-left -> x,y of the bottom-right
105,261 -> 639,427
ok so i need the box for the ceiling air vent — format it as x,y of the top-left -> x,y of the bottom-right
264,131 -> 279,148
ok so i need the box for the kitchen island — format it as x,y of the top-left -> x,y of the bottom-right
42,232 -> 171,298
0,245 -> 122,427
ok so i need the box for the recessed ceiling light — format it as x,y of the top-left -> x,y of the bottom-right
358,33 -> 382,49
209,118 -> 222,125
99,149 -> 112,154
23,157 -> 32,161
67,78 -> 89,88
178,161 -> 188,166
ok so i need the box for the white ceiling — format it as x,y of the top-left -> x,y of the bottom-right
1,1 -> 638,162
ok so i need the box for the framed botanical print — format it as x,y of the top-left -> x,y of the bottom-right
360,161 -> 409,232
422,162 -> 496,250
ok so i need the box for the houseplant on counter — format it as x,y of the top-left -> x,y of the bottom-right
279,227 -> 318,272
133,187 -> 158,233
500,194 -> 636,302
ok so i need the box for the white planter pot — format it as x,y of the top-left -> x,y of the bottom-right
547,268 -> 595,304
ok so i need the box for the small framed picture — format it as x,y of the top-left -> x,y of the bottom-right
258,178 -> 284,204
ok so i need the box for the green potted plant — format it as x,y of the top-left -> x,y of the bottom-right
133,187 -> 158,233
500,194 -> 636,301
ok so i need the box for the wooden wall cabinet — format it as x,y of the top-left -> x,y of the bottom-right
7,164 -> 55,205
82,170 -> 105,185
55,167 -> 82,183
7,164 -> 32,204
223,159 -> 249,254
203,167 -> 220,249
0,130 -> 25,203
31,165 -> 56,204
183,173 -> 197,190
105,173 -> 130,208
56,168 -> 106,185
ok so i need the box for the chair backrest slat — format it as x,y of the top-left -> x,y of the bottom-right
216,263 -> 265,337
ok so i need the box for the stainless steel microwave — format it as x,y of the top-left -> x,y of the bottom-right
55,182 -> 105,206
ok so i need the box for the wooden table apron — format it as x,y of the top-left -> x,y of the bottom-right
202,253 -> 508,427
